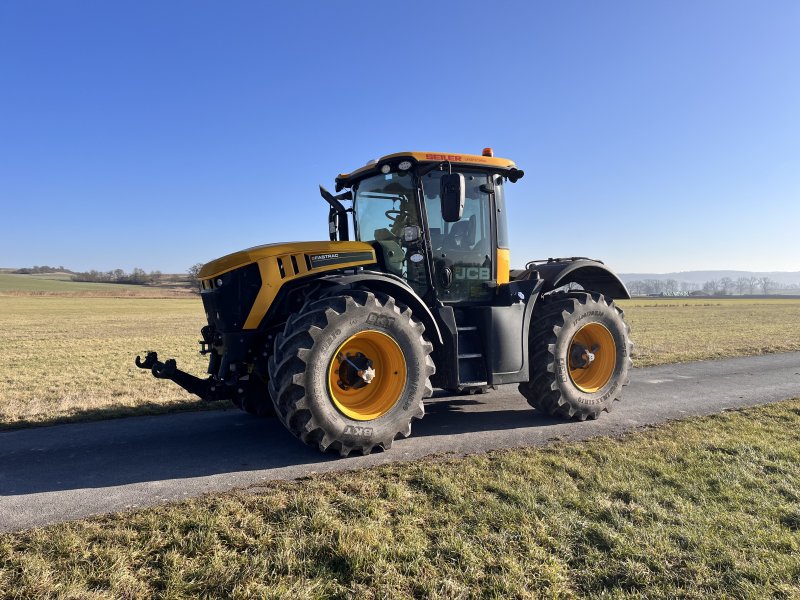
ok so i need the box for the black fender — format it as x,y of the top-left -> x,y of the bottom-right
311,270 -> 443,346
520,259 -> 630,300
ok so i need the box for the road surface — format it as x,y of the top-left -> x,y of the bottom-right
1,352 -> 799,532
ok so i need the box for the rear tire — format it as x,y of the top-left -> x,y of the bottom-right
268,290 -> 434,456
519,291 -> 632,420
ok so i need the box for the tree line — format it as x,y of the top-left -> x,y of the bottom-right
13,265 -> 71,274
71,268 -> 163,285
627,276 -> 798,296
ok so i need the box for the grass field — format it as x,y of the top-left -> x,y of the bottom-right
618,298 -> 800,367
2,398 -> 798,598
0,272 -> 194,297
2,296 -> 800,429
0,296 -> 218,429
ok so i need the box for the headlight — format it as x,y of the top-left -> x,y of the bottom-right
380,164 -> 392,174
398,160 -> 412,171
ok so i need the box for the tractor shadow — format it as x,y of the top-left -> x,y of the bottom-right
0,393 -> 556,497
414,394 -> 562,436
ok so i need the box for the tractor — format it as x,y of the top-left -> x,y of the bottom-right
136,149 -> 633,456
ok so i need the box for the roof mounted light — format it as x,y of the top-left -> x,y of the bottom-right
380,164 -> 391,174
482,147 -> 494,157
398,160 -> 412,171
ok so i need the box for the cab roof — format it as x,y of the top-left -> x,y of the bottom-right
335,150 -> 518,191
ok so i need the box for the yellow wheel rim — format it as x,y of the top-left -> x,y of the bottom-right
327,330 -> 407,421
568,322 -> 617,393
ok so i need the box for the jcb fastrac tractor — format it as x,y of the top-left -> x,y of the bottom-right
137,149 -> 633,456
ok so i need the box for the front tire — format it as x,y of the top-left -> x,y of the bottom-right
268,290 -> 434,456
519,291 -> 633,420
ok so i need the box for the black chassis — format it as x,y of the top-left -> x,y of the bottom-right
136,257 -> 629,402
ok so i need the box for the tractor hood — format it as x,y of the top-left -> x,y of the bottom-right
199,241 -> 376,279
198,241 -> 377,330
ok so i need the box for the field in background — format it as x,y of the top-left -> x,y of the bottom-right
2,399 -> 798,597
619,297 -> 800,366
1,296 -> 800,429
0,272 -> 194,297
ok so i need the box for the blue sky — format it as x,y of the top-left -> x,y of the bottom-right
1,1 -> 798,274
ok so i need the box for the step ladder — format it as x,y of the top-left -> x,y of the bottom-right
454,310 -> 488,386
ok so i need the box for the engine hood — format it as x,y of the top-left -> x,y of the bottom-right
199,241 -> 376,279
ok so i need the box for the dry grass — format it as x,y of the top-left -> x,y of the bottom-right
2,296 -> 799,429
619,298 -> 800,367
0,297 -> 220,429
1,399 -> 799,598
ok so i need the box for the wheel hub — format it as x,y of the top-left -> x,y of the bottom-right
570,344 -> 599,370
335,352 -> 375,390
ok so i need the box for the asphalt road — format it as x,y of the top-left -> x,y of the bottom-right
2,352 -> 799,533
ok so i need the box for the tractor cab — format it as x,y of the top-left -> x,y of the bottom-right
331,150 -> 524,307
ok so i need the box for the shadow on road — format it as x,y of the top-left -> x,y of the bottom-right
0,395 -> 554,497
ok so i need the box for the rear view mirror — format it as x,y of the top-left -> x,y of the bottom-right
440,173 -> 465,222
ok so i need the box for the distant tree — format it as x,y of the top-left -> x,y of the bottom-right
663,279 -> 679,295
188,263 -> 204,285
758,277 -> 774,295
129,268 -> 147,284
702,280 -> 718,295
628,280 -> 645,296
149,270 -> 162,284
735,277 -> 750,295
745,276 -> 758,295
718,277 -> 734,295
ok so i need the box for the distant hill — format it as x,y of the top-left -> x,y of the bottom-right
620,270 -> 800,286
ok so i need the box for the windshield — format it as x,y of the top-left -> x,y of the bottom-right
354,172 -> 427,294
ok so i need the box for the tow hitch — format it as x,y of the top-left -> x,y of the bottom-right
134,351 -> 232,401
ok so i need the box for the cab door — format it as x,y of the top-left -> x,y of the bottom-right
421,170 -> 494,303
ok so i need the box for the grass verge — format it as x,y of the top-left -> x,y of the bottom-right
2,399 -> 799,598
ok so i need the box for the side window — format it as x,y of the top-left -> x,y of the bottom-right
422,171 -> 493,302
354,172 -> 428,296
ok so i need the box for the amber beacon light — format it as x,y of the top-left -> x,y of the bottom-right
482,147 -> 494,157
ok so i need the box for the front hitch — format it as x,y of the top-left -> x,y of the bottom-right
135,351 -> 232,401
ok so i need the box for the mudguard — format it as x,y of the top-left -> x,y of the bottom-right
515,259 -> 630,300
309,270 -> 444,346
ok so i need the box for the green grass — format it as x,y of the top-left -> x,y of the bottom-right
2,399 -> 799,598
0,272 -> 193,296
2,296 -> 800,430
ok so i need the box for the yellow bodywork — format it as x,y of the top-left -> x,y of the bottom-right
200,241 -> 377,330
338,151 -> 516,182
496,248 -> 510,285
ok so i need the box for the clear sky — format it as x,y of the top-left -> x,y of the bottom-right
1,1 -> 798,274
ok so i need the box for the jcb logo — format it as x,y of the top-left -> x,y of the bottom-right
454,267 -> 490,281
366,313 -> 395,327
343,425 -> 373,437
557,358 -> 568,382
